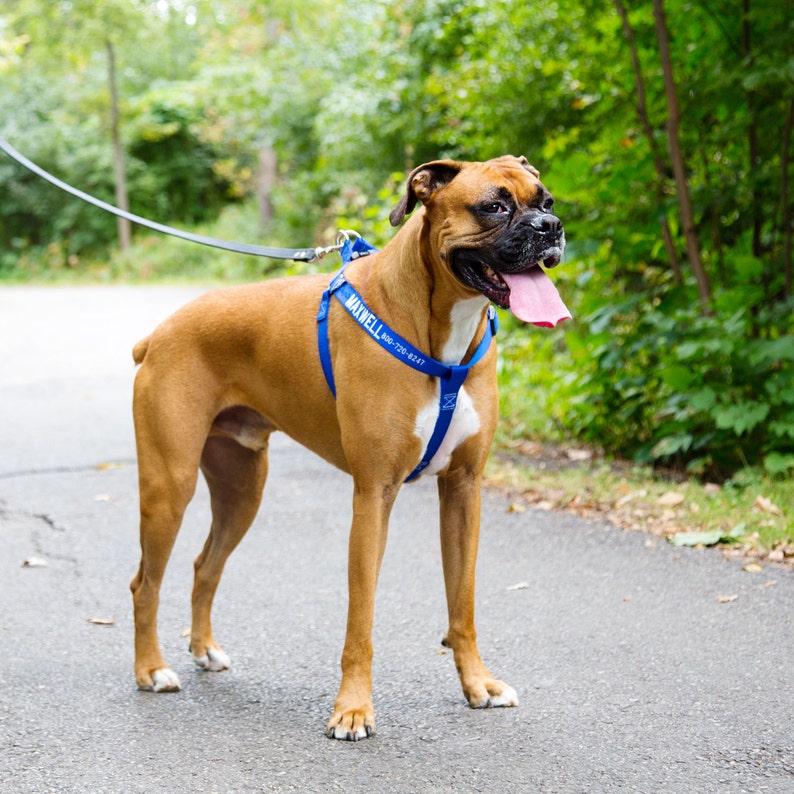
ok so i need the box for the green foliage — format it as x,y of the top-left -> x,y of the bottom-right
1,0 -> 793,485
555,282 -> 794,477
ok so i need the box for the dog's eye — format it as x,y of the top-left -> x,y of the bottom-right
542,196 -> 555,212
481,202 -> 508,215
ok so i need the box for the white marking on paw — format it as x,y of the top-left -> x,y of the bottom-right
488,685 -> 519,708
330,723 -> 369,741
193,647 -> 231,672
151,668 -> 181,692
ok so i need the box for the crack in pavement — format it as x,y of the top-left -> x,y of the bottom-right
0,459 -> 136,481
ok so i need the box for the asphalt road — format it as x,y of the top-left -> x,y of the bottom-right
0,285 -> 792,794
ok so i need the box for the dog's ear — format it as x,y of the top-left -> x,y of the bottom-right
389,160 -> 463,226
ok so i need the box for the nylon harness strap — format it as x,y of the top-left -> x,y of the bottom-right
316,236 -> 497,482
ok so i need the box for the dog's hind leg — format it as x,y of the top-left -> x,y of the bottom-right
131,408 -> 205,693
190,412 -> 271,673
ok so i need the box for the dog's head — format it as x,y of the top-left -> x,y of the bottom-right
390,156 -> 567,324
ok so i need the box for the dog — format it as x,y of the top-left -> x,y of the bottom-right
130,155 -> 568,740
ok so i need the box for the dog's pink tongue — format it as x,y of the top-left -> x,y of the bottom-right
503,269 -> 571,327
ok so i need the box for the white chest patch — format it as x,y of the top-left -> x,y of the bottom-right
442,297 -> 490,365
413,297 -> 489,476
414,386 -> 480,476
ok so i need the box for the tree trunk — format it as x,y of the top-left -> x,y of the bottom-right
697,126 -> 726,287
106,39 -> 131,252
613,0 -> 682,285
256,147 -> 277,231
782,99 -> 793,298
652,0 -> 711,311
742,0 -> 763,260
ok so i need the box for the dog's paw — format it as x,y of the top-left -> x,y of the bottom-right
467,679 -> 519,709
138,667 -> 181,693
325,707 -> 376,741
192,646 -> 231,672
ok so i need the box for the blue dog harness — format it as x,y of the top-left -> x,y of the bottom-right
316,235 -> 498,482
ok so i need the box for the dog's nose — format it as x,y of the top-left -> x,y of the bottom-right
530,213 -> 562,236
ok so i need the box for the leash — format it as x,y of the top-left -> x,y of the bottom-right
0,136 -> 341,262
317,235 -> 498,482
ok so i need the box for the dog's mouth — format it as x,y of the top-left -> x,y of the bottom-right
451,248 -> 570,327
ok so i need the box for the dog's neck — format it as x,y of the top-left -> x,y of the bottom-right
364,212 -> 490,365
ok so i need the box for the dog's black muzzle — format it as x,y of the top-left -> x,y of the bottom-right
450,209 -> 565,307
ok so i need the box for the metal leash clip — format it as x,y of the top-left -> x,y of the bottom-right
312,230 -> 366,262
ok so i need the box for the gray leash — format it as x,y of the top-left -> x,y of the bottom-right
0,137 -> 340,262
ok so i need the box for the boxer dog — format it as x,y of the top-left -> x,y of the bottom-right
130,155 -> 569,740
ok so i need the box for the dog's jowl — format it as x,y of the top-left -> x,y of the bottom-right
130,155 -> 569,740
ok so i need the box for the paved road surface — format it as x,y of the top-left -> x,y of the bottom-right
0,286 -> 791,793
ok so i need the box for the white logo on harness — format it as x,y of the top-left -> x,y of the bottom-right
344,294 -> 383,340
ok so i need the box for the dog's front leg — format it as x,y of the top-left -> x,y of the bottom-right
438,469 -> 518,709
326,481 -> 398,741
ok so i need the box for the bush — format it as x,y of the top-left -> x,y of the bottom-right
557,283 -> 794,479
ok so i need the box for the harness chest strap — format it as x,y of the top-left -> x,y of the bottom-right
316,237 -> 497,482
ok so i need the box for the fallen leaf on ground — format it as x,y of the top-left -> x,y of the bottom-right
658,491 -> 685,507
615,490 -> 647,508
669,524 -> 745,547
717,594 -> 738,603
507,581 -> 529,591
95,461 -> 125,471
742,563 -> 764,573
669,529 -> 723,547
507,502 -> 526,514
754,495 -> 782,516
512,441 -> 545,457
94,494 -> 114,502
21,557 -> 48,568
87,617 -> 115,626
545,489 -> 568,503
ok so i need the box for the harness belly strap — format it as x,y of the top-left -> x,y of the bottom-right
316,236 -> 497,482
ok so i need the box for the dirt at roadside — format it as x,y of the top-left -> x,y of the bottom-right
487,441 -> 794,570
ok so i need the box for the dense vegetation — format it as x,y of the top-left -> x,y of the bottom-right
1,0 -> 792,481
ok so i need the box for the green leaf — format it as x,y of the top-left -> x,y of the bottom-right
763,452 -> 794,476
669,529 -> 723,547
769,418 -> 794,439
651,434 -> 693,458
660,365 -> 693,390
713,402 -> 770,435
747,337 -> 794,365
731,253 -> 764,282
676,342 -> 701,360
690,387 -> 716,411
668,524 -> 745,547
